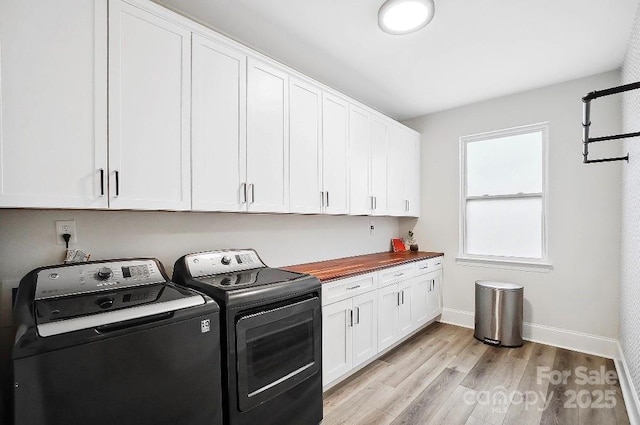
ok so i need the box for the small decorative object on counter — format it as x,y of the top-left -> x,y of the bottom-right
408,231 -> 419,252
64,249 -> 91,264
391,238 -> 406,252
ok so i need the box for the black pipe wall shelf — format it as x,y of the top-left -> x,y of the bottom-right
582,81 -> 640,164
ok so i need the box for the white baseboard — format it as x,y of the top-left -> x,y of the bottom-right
615,342 -> 640,425
439,307 -> 618,358
440,307 -> 474,328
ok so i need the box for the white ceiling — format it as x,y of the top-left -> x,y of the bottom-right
155,0 -> 639,120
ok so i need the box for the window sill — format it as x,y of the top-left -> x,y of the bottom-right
455,256 -> 553,273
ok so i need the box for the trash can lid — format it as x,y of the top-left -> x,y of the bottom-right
475,280 -> 523,291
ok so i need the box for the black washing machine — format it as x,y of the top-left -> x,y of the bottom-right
12,258 -> 223,425
173,249 -> 323,425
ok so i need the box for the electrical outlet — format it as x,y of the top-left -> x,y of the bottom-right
55,220 -> 78,245
369,219 -> 375,235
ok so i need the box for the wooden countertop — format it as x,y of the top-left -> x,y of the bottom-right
282,251 -> 444,283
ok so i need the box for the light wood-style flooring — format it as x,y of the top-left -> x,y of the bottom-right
323,322 -> 630,425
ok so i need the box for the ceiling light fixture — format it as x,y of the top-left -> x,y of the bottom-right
378,0 -> 435,35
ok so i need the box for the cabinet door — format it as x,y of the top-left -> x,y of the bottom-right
322,299 -> 353,385
370,117 -> 388,215
349,106 -> 371,215
426,270 -> 443,320
404,130 -> 421,217
246,59 -> 289,213
398,279 -> 414,338
377,284 -> 399,351
0,0 -> 108,209
191,34 -> 247,212
411,276 -> 430,329
289,78 -> 322,214
352,291 -> 378,367
322,94 -> 350,215
386,125 -> 406,216
109,1 -> 191,210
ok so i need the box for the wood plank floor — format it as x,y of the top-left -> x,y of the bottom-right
323,323 -> 631,425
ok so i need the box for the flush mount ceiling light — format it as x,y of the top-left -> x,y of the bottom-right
378,0 -> 435,35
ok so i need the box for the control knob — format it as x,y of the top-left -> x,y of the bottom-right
221,256 -> 232,265
96,267 -> 113,281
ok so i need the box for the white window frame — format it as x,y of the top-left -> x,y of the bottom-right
456,122 -> 552,272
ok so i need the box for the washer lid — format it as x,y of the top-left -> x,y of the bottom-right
475,280 -> 523,291
35,283 -> 206,337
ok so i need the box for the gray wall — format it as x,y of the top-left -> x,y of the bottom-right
621,2 -> 640,403
0,209 -> 400,325
401,70 -> 622,345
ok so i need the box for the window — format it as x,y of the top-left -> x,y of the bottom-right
459,122 -> 549,267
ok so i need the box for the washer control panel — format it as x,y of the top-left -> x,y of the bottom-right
185,249 -> 265,278
35,260 -> 164,300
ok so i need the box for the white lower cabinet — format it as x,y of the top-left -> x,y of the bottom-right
322,299 -> 353,384
378,277 -> 416,351
322,258 -> 444,388
322,290 -> 378,385
425,269 -> 443,320
377,283 -> 400,351
412,276 -> 430,328
352,291 -> 378,367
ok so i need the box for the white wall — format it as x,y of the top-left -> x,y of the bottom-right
621,2 -> 640,408
401,70 -> 622,356
0,209 -> 400,324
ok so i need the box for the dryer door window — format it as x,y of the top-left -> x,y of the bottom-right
235,296 -> 321,411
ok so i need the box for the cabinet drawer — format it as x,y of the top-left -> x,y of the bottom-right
322,273 -> 378,306
414,257 -> 443,275
379,265 -> 414,287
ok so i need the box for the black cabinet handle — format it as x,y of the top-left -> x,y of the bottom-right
241,183 -> 247,203
99,168 -> 105,197
115,170 -> 120,197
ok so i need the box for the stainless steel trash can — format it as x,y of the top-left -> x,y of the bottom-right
474,280 -> 523,347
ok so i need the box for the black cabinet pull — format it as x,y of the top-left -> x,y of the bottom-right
99,168 -> 105,197
115,170 -> 120,197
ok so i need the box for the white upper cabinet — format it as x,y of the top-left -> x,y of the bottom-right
387,124 -> 421,217
191,34 -> 247,212
109,1 -> 191,210
404,131 -> 421,217
387,125 -> 406,216
322,94 -> 350,215
349,106 -> 371,215
0,0 -> 108,209
370,117 -> 388,216
0,0 -> 420,216
349,107 -> 396,216
246,58 -> 289,213
289,78 -> 322,214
